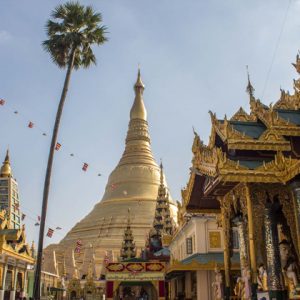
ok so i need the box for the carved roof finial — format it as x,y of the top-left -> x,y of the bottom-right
160,159 -> 164,185
246,65 -> 255,99
292,51 -> 300,74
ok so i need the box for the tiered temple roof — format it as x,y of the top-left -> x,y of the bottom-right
181,54 -> 300,214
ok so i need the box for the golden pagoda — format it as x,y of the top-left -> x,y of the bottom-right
43,69 -> 177,279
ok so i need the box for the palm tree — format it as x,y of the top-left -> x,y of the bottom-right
33,2 -> 107,298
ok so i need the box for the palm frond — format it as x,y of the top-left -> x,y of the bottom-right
43,1 -> 107,69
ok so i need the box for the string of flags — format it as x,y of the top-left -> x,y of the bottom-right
20,206 -> 64,239
0,98 -> 102,177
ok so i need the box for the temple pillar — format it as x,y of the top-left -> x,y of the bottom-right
196,271 -> 209,300
220,202 -> 231,299
10,266 -> 18,300
0,264 -> 7,300
245,185 -> 258,297
235,217 -> 249,270
264,202 -> 285,299
22,269 -> 27,298
290,182 -> 300,255
185,272 -> 192,300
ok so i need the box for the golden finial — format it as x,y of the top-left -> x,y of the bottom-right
160,159 -> 164,185
130,67 -> 147,120
246,65 -> 255,99
127,208 -> 131,225
0,149 -> 12,177
134,65 -> 145,90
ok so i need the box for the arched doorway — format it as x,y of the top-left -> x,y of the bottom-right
15,272 -> 23,300
115,282 -> 157,300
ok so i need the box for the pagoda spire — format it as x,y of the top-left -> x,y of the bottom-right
0,149 -> 12,177
120,208 -> 136,260
246,65 -> 255,100
149,162 -> 174,251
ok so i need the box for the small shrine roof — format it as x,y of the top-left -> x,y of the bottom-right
230,121 -> 266,139
277,109 -> 300,125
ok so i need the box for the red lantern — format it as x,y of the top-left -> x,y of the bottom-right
28,121 -> 34,128
82,163 -> 89,171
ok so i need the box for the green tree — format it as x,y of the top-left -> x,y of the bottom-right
33,2 -> 107,298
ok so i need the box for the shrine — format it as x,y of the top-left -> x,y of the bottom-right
180,54 -> 300,299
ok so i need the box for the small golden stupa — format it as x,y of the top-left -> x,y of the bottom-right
43,69 -> 177,277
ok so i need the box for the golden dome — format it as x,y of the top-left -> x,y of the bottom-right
0,150 -> 12,177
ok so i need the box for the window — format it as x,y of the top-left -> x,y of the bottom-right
186,237 -> 193,255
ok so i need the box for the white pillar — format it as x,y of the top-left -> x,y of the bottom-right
22,269 -> 28,298
196,271 -> 210,300
0,264 -> 8,300
185,272 -> 192,299
10,267 -> 18,300
9,290 -> 15,300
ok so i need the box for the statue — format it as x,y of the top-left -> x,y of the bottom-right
241,261 -> 252,299
212,265 -> 224,300
279,240 -> 299,294
257,264 -> 268,291
233,277 -> 244,298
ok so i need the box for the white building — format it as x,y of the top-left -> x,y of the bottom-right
167,215 -> 239,300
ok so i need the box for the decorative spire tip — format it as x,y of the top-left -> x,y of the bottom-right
246,65 -> 255,99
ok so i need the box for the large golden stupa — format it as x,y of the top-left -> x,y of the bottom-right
43,70 -> 177,277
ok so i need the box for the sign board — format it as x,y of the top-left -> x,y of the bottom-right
106,272 -> 165,281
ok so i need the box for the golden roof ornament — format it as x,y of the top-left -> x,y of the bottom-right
292,52 -> 300,74
246,66 -> 255,100
0,149 -> 12,177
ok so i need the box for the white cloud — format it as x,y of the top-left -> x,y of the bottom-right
0,30 -> 12,44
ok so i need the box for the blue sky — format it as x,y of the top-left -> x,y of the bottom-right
0,0 -> 299,246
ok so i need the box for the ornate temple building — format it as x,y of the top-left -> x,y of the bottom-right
0,152 -> 35,300
0,150 -> 21,229
43,70 -> 177,283
176,54 -> 300,299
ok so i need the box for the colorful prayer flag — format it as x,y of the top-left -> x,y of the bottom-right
46,228 -> 54,238
0,99 -> 5,105
82,163 -> 89,171
28,121 -> 34,128
55,143 -> 61,151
